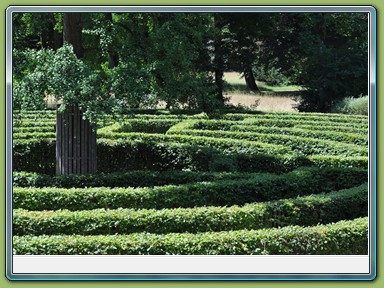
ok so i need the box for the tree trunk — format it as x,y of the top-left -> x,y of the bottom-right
244,65 -> 259,92
56,105 -> 97,175
63,13 -> 83,58
105,13 -> 119,68
51,14 -> 63,50
213,13 -> 225,104
56,13 -> 97,175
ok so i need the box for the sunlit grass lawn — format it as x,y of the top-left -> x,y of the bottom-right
224,72 -> 303,112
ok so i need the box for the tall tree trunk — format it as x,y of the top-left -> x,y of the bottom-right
56,12 -> 96,175
56,105 -> 97,175
244,65 -> 259,92
105,13 -> 119,68
51,14 -> 63,50
63,13 -> 83,58
213,13 -> 225,104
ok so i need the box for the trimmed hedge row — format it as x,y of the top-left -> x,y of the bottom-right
14,109 -> 367,119
13,170 -> 267,188
13,167 -> 368,211
13,184 -> 368,236
13,138 -> 292,174
305,155 -> 368,169
13,138 -> 368,174
97,140 -> 303,174
13,217 -> 368,255
12,119 -> 180,135
13,126 -> 55,133
13,132 -> 56,140
107,119 -> 181,134
193,118 -> 368,130
295,124 -> 368,134
97,132 -> 291,155
220,112 -> 368,124
167,129 -> 368,157
230,125 -> 367,146
13,139 -> 55,174
243,117 -> 368,129
13,121 -> 55,128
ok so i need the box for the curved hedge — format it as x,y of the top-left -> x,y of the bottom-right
13,167 -> 367,211
229,125 -> 367,146
219,112 -> 368,123
12,170 -> 267,188
13,217 -> 368,255
97,132 -> 291,154
13,132 -> 56,140
105,119 -> 181,134
13,138 -> 297,174
185,118 -> 368,131
167,129 -> 367,157
13,126 -> 55,133
13,137 -> 368,175
13,184 -> 368,236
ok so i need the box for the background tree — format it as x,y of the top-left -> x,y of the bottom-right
260,12 -> 368,111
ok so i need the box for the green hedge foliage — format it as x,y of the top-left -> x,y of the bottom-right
13,132 -> 56,140
332,96 -> 369,115
307,155 -> 368,169
167,129 -> 367,157
220,113 -> 368,125
105,119 -> 181,134
13,184 -> 368,236
97,132 -> 290,155
295,124 -> 367,134
13,217 -> 368,255
13,121 -> 55,128
230,125 -> 367,146
13,138 -> 368,175
13,167 -> 367,211
13,170 -> 266,188
13,126 -> 55,133
13,139 -> 55,174
188,118 -> 367,131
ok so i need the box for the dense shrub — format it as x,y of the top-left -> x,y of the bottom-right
103,119 -> 181,134
13,217 -> 368,255
307,155 -> 368,169
216,113 -> 368,124
13,137 -> 368,175
169,129 -> 367,157
13,167 -> 367,211
294,124 -> 367,135
13,132 -> 56,140
97,132 -> 290,154
13,139 -> 55,174
12,170 -> 265,188
230,125 -> 367,146
13,184 -> 367,236
332,96 -> 369,115
13,126 -> 54,133
253,61 -> 291,86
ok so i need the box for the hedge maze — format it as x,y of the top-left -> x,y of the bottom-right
12,110 -> 369,255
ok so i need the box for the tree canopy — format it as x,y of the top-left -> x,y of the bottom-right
13,12 -> 368,116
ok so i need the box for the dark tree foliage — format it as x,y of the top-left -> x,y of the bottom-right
262,13 -> 368,112
13,12 -> 368,113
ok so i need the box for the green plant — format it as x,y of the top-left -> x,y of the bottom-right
13,184 -> 367,236
13,167 -> 367,211
253,61 -> 291,86
13,217 -> 368,255
332,96 -> 369,115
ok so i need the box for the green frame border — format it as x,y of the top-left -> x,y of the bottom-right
1,0 -> 381,287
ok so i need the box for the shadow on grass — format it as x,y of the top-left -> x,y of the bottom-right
224,83 -> 303,97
